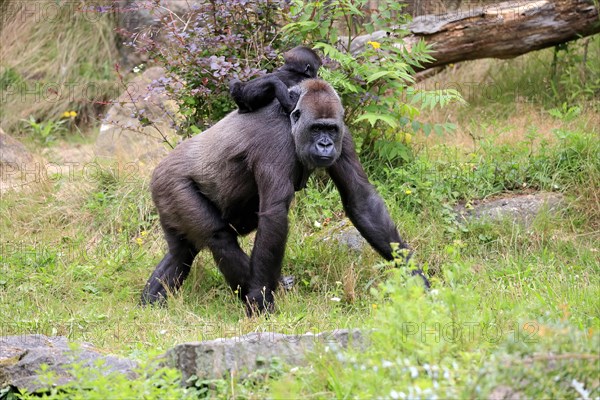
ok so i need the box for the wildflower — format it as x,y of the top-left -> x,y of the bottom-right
141,230 -> 148,237
367,41 -> 381,49
405,189 -> 412,195
372,303 -> 377,309
135,237 -> 143,246
62,111 -> 77,119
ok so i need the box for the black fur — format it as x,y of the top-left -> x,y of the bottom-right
141,79 -> 428,315
229,46 -> 322,114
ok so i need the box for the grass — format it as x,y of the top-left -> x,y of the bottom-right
1,32 -> 600,399
0,0 -> 118,132
1,120 -> 598,398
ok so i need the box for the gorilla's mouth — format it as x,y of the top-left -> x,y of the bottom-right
312,154 -> 336,168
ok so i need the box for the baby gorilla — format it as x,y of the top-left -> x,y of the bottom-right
229,46 -> 322,114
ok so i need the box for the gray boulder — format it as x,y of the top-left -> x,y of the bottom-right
0,127 -> 34,167
165,329 -> 365,383
0,128 -> 45,193
322,219 -> 367,252
1,330 -> 365,392
0,335 -> 137,393
115,1 -> 203,68
454,192 -> 564,225
95,66 -> 179,164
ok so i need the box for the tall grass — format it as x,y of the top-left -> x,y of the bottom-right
0,0 -> 118,132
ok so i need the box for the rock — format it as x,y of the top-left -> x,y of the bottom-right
95,67 -> 179,165
0,128 -> 33,166
279,275 -> 295,290
0,128 -> 46,193
454,192 -> 564,225
322,219 -> 367,252
115,1 -> 202,69
117,0 -> 201,32
165,329 -> 365,383
1,330 -> 365,391
0,335 -> 137,393
488,385 -> 523,400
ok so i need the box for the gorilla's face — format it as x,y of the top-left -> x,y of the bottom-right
290,80 -> 345,169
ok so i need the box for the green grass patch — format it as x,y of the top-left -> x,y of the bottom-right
0,125 -> 598,397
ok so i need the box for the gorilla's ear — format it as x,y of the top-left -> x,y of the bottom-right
288,86 -> 302,112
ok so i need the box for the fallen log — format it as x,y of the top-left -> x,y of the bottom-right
350,0 -> 600,70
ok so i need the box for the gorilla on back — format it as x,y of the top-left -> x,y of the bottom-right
142,79 -> 428,315
229,46 -> 321,114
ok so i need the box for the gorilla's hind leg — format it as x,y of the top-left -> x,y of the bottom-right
140,237 -> 197,305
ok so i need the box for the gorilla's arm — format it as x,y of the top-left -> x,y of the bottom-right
245,164 -> 296,312
328,132 -> 410,260
229,75 -> 297,114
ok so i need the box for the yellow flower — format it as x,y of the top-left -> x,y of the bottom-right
135,237 -> 143,246
405,189 -> 412,195
141,230 -> 148,237
372,303 -> 377,309
367,41 -> 381,50
61,111 -> 77,119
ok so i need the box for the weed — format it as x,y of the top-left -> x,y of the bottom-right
20,116 -> 66,144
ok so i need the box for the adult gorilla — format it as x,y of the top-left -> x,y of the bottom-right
141,79 -> 427,315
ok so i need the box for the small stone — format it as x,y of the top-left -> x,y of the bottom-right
321,219 -> 367,252
454,192 -> 564,226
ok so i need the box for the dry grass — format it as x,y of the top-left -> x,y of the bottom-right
414,57 -> 599,150
0,0 -> 118,132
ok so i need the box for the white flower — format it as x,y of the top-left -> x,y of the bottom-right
409,366 -> 419,378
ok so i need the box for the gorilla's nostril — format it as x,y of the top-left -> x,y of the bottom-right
316,141 -> 334,158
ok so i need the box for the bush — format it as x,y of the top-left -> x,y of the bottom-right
128,0 -> 294,134
128,0 -> 462,161
271,245 -> 600,398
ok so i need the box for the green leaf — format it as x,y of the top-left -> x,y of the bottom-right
411,120 -> 421,132
365,70 -> 395,83
422,123 -> 432,136
354,113 -> 398,128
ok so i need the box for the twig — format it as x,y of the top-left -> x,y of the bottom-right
114,63 -> 174,149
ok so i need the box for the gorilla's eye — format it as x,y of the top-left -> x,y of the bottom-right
292,110 -> 301,123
